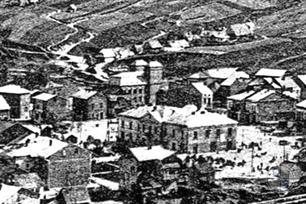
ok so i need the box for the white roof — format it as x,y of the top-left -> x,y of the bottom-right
112,71 -> 146,86
275,76 -> 299,88
147,40 -> 163,49
168,39 -> 190,48
0,95 -> 10,110
45,81 -> 63,89
192,82 -> 213,95
99,48 -> 117,58
32,93 -> 56,101
297,100 -> 306,109
227,90 -> 255,101
206,68 -> 238,79
6,135 -> 68,158
129,145 -> 175,161
63,120 -> 111,143
89,177 -> 119,191
230,22 -> 255,36
298,75 -> 306,86
149,60 -> 163,68
133,59 -> 148,67
120,105 -> 237,127
188,72 -> 210,79
221,71 -> 249,86
247,89 -> 275,102
72,89 -> 97,99
0,183 -> 21,203
0,84 -> 30,94
255,68 -> 287,78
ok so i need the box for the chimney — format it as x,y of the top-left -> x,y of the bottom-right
200,110 -> 205,114
191,112 -> 196,115
152,106 -> 157,111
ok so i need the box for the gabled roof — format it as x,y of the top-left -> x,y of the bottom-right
99,48 -> 117,58
192,82 -> 213,95
227,90 -> 255,101
32,93 -> 56,101
246,89 -> 275,102
0,95 -> 10,110
129,145 -> 175,162
132,59 -> 148,67
112,71 -> 146,86
147,40 -> 163,49
255,68 -> 287,78
297,75 -> 306,86
297,100 -> 306,109
72,89 -> 97,99
206,68 -> 238,79
0,84 -> 30,95
221,71 -> 249,86
6,135 -> 68,158
168,39 -> 190,48
230,22 -> 255,36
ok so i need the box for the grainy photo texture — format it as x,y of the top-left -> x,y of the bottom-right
0,0 -> 306,203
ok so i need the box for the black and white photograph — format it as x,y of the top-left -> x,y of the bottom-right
0,0 -> 306,203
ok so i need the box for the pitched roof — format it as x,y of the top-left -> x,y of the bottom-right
32,93 -> 56,101
0,84 -> 30,95
246,89 -> 275,102
72,89 -> 97,99
297,100 -> 306,109
168,39 -> 190,48
6,135 -> 68,158
221,71 -> 249,86
192,82 -> 213,95
0,183 -> 21,203
147,40 -> 163,49
297,75 -> 306,86
89,177 -> 119,191
230,22 -> 255,36
188,71 -> 210,79
275,76 -> 299,88
149,60 -> 163,68
227,90 -> 255,101
255,68 -> 287,78
99,48 -> 117,58
206,68 -> 238,79
133,59 -> 148,67
45,81 -> 63,89
120,105 -> 237,127
0,95 -> 10,110
129,145 -> 175,162
112,71 -> 146,86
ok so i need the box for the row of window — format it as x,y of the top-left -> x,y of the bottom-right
90,103 -> 104,110
121,120 -> 159,134
125,88 -> 144,95
193,128 -> 233,140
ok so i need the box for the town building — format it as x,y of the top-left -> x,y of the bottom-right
227,89 -> 297,124
0,122 -> 34,147
279,161 -> 304,188
229,21 -> 255,38
143,40 -> 163,53
255,68 -> 288,79
72,89 -> 107,121
118,105 -> 238,153
0,95 -> 10,120
32,93 -> 68,124
0,85 -> 31,120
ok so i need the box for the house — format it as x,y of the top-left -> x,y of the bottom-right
255,68 -> 287,78
99,48 -> 118,63
279,161 -> 305,188
118,105 -> 238,153
143,40 -> 163,53
48,145 -> 92,204
229,21 -> 255,38
274,76 -> 301,100
72,89 -> 107,121
0,95 -> 10,120
118,145 -> 176,191
0,183 -> 21,204
188,159 -> 215,188
0,122 -> 34,146
32,93 -> 68,124
0,84 -> 31,120
165,39 -> 190,51
131,59 -> 148,71
157,81 -> 213,109
228,89 -> 297,124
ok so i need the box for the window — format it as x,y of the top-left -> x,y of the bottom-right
148,126 -> 152,133
139,96 -> 143,103
193,144 -> 198,154
121,132 -> 125,139
129,121 -> 133,130
208,98 -> 211,106
216,129 -> 221,139
139,89 -> 143,94
228,128 -> 233,137
171,142 -> 176,150
91,104 -> 94,110
24,106 -> 28,112
203,98 -> 207,104
164,128 -> 167,136
100,103 -> 103,108
205,130 -> 210,138
133,89 -> 137,94
154,127 -> 158,134
143,124 -> 146,131
121,120 -> 125,128
138,124 -> 141,131
193,131 -> 198,140
131,166 -> 136,174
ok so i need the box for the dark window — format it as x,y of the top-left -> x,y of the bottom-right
228,128 -> 233,137
100,103 -> 103,108
121,132 -> 125,139
216,129 -> 221,138
205,130 -> 210,138
91,104 -> 94,110
193,144 -> 198,154
164,128 -> 167,135
131,166 -> 136,174
129,121 -> 133,130
172,142 -> 176,150
133,89 -> 137,94
139,89 -> 143,94
148,126 -> 152,133
143,124 -> 146,131
74,148 -> 79,154
121,120 -> 125,128
154,127 -> 158,134
138,124 -> 141,131
172,129 -> 176,137
193,131 -> 198,140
